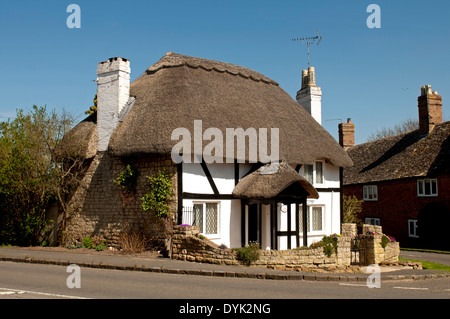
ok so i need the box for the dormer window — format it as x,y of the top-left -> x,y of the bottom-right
302,161 -> 324,185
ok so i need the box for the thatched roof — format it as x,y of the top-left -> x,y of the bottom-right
58,113 -> 97,160
232,162 -> 319,199
343,121 -> 450,185
68,52 -> 352,167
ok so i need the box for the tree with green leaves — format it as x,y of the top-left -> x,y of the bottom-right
0,105 -> 80,245
84,94 -> 97,115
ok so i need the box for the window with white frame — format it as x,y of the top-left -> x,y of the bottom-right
304,164 -> 313,184
365,217 -> 380,226
299,205 -> 324,233
302,161 -> 324,185
363,185 -> 378,201
192,202 -> 219,236
408,219 -> 419,238
417,179 -> 438,197
315,161 -> 324,184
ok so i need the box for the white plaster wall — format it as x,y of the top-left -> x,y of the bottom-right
181,162 -> 252,248
182,162 -> 252,194
182,198 -> 242,248
181,161 -> 341,249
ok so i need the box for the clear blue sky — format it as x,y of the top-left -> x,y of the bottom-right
1,0 -> 449,144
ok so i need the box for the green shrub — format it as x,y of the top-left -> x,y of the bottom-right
82,236 -> 94,249
95,243 -> 107,251
236,242 -> 260,266
321,234 -> 339,257
381,235 -> 390,249
114,164 -> 138,193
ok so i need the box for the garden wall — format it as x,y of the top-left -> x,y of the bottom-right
171,223 -> 400,271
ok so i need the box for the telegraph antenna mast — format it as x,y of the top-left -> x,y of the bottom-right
292,31 -> 323,67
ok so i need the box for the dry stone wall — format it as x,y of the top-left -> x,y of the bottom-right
171,223 -> 400,271
172,225 -> 354,272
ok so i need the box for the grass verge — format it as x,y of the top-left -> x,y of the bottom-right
399,257 -> 450,272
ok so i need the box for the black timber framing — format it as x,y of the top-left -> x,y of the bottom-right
271,203 -> 277,250
241,201 -> 246,247
242,196 -> 309,250
182,193 -> 234,200
234,160 -> 239,186
177,163 -> 183,225
200,160 -> 219,195
287,204 -> 292,249
302,197 -> 308,247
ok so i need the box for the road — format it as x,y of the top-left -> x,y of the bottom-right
0,261 -> 449,300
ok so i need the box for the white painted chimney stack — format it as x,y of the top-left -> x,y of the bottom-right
96,57 -> 130,152
296,66 -> 322,125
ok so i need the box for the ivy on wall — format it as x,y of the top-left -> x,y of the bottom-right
141,171 -> 173,218
114,164 -> 139,207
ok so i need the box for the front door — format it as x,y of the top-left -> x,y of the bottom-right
247,203 -> 259,243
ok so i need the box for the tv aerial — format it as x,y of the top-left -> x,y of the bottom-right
292,31 -> 323,67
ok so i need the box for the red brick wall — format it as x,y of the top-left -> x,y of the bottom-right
343,174 -> 450,246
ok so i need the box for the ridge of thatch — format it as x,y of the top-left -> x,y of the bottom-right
146,51 -> 279,86
232,162 -> 319,199
343,121 -> 450,185
108,52 -> 353,167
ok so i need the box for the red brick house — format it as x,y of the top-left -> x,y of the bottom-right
341,85 -> 450,250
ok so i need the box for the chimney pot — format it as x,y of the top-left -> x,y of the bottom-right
296,66 -> 322,124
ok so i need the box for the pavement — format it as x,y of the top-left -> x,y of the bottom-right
0,246 -> 448,282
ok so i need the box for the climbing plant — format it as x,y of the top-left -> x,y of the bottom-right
141,171 -> 173,218
114,164 -> 138,194
114,164 -> 139,207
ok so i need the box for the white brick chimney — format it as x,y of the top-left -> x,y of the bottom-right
96,57 -> 130,152
296,66 -> 322,125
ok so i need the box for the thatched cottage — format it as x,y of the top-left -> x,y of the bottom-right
62,52 -> 352,250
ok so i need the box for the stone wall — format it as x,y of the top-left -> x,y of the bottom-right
63,152 -> 177,248
360,234 -> 400,265
172,225 -> 354,272
171,223 -> 400,271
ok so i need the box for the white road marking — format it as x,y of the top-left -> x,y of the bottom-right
0,291 -> 24,295
393,286 -> 428,291
339,283 -> 368,287
0,287 -> 90,299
